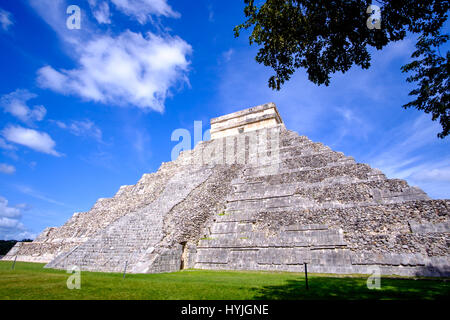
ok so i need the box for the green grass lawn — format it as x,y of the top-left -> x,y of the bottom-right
0,261 -> 448,300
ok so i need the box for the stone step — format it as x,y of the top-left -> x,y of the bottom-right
179,129 -> 336,169
246,141 -> 331,158
197,228 -> 346,249
229,175 -> 389,200
232,163 -> 386,187
219,199 -> 441,224
210,221 -> 254,234
225,179 -> 427,209
241,152 -> 355,177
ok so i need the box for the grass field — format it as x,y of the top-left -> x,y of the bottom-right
0,261 -> 449,300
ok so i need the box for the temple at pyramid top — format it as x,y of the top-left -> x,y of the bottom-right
210,102 -> 283,139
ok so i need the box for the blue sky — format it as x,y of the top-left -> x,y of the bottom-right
0,0 -> 448,240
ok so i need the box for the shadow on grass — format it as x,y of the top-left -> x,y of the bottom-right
251,277 -> 450,300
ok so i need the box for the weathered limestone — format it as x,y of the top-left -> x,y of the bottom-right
210,102 -> 282,139
3,102 -> 449,277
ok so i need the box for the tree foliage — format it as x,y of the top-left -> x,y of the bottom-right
401,34 -> 449,138
234,0 -> 449,138
0,239 -> 33,255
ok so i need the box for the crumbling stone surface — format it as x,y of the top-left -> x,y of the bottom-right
253,200 -> 449,256
161,164 -> 242,246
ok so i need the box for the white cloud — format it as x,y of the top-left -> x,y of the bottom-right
88,0 -> 112,24
222,49 -> 234,62
37,31 -> 191,112
367,114 -> 450,199
10,231 -> 36,240
0,197 -> 20,218
0,163 -> 15,174
0,217 -> 22,228
36,67 -> 68,92
410,167 -> 450,183
0,196 -> 35,240
15,203 -> 32,211
0,89 -> 47,123
331,107 -> 373,143
2,125 -> 62,157
370,115 -> 442,175
132,128 -> 152,164
55,119 -> 103,142
0,137 -> 15,150
15,185 -> 71,208
29,0 -> 191,112
90,0 -> 179,24
110,0 -> 180,23
0,8 -> 13,31
207,4 -> 214,22
29,0 -> 97,47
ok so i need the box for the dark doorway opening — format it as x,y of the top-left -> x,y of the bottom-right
179,241 -> 187,270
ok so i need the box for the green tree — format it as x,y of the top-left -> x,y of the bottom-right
234,0 -> 449,138
401,34 -> 449,138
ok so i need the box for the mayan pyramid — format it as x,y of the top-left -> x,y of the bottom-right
3,103 -> 449,276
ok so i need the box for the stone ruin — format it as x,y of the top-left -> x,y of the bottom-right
3,103 -> 449,276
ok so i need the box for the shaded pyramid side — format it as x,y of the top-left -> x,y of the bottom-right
191,127 -> 450,277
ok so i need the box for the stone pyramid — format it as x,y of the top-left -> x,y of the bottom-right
3,103 -> 449,276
